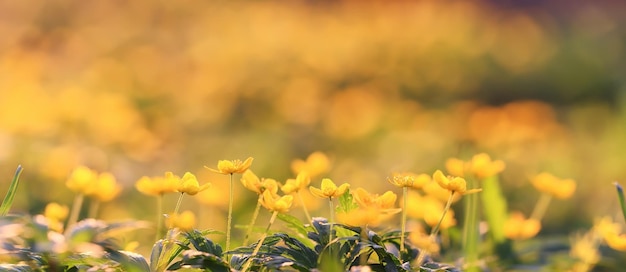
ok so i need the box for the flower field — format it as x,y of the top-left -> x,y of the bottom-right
1,0 -> 626,271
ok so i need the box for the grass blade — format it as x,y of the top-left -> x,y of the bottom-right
614,182 -> 626,222
1,165 -> 23,216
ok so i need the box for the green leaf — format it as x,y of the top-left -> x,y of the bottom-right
277,213 -> 313,238
336,189 -> 358,214
1,165 -> 23,216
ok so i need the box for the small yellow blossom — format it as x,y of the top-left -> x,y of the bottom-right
594,217 -> 626,251
91,172 -> 122,202
388,172 -> 430,190
570,230 -> 601,267
423,181 -> 462,203
409,225 -> 440,254
177,172 -> 210,196
291,151 -> 330,178
337,207 -> 399,227
135,172 -> 180,196
167,211 -> 196,231
206,157 -> 254,175
44,202 -> 69,222
66,166 -> 98,195
404,192 -> 456,229
281,171 -> 311,194
433,170 -> 481,195
469,153 -> 505,179
352,188 -> 397,210
241,170 -> 279,195
309,178 -> 350,199
259,190 -> 293,213
504,212 -> 541,240
445,158 -> 468,177
530,172 -> 576,199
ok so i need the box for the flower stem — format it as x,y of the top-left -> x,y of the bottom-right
400,187 -> 408,263
530,193 -> 552,222
174,193 -> 184,215
243,194 -> 263,245
88,200 -> 100,219
65,193 -> 84,235
298,191 -> 312,224
226,173 -> 234,261
242,211 -> 279,272
416,191 -> 455,266
328,197 -> 335,256
463,178 -> 480,272
156,194 -> 163,241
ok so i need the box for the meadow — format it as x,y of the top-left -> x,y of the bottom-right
1,0 -> 626,271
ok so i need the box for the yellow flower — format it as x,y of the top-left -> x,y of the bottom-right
433,170 -> 481,195
44,202 -> 69,222
409,225 -> 440,254
135,172 -> 180,196
352,188 -> 397,209
387,172 -> 430,189
594,217 -> 626,251
309,178 -> 350,199
177,172 -> 210,195
167,211 -> 196,231
291,151 -> 330,177
423,181 -> 462,203
206,157 -> 254,175
281,171 -> 311,194
445,158 -> 468,177
259,190 -> 293,213
404,192 -> 456,229
530,172 -> 576,199
336,207 -> 399,227
66,166 -> 98,195
91,172 -> 122,202
504,212 -> 541,240
241,170 -> 279,195
469,153 -> 505,179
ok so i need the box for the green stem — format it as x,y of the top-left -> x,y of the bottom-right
480,175 -> 507,244
615,182 -> 626,222
416,191 -> 455,265
530,193 -> 552,222
298,191 -> 312,224
400,187 -> 408,263
88,199 -> 100,219
156,194 -> 163,241
226,173 -> 234,261
243,194 -> 263,245
174,193 -> 184,215
328,197 -> 334,256
65,193 -> 84,235
242,211 -> 279,272
463,178 -> 480,272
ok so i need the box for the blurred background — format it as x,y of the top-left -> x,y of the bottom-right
1,0 -> 626,254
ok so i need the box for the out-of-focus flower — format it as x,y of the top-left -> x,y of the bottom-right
388,172 -> 430,190
569,230 -> 601,268
91,172 -> 123,202
309,178 -> 350,199
177,172 -> 210,196
337,207 -> 399,227
241,170 -> 278,195
530,172 -> 576,199
404,192 -> 456,229
423,181 -> 462,203
594,217 -> 626,251
44,202 -> 69,222
66,166 -> 98,195
135,172 -> 180,196
259,190 -> 293,213
206,157 -> 254,175
167,211 -> 196,231
352,188 -> 397,210
469,153 -> 505,179
504,212 -> 541,240
445,158 -> 468,177
291,152 -> 330,178
281,171 -> 311,194
409,225 -> 440,254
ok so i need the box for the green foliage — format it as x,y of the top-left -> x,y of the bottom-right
336,189 -> 359,214
1,165 -> 23,216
